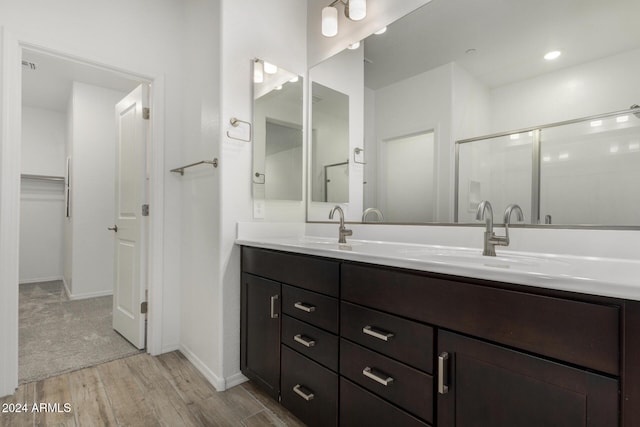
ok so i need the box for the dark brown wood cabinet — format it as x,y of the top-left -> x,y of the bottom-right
241,246 -> 639,426
437,330 -> 618,427
240,273 -> 281,400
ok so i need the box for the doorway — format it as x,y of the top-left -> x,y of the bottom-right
18,48 -> 146,382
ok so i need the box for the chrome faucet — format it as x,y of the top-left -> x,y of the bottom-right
329,206 -> 352,244
362,207 -> 384,223
475,201 -> 524,256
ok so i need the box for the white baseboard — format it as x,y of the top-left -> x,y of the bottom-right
225,371 -> 248,389
68,289 -> 113,300
19,276 -> 64,285
179,343 -> 226,391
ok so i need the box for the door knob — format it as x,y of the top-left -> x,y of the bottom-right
108,225 -> 118,232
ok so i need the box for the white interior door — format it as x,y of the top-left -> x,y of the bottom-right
113,84 -> 148,349
382,131 -> 435,222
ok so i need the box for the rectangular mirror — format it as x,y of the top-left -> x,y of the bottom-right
252,59 -> 304,202
306,0 -> 640,227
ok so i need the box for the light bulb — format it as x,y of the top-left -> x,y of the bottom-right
374,26 -> 387,35
253,61 -> 263,83
263,62 -> 278,74
322,6 -> 338,37
348,0 -> 366,21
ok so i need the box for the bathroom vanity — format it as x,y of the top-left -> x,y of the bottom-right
239,241 -> 640,427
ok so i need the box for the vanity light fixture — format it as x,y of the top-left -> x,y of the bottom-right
322,0 -> 367,38
544,50 -> 562,61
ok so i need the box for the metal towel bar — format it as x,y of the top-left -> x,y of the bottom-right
170,159 -> 218,176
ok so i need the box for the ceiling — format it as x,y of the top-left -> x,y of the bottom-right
22,49 -> 140,112
363,0 -> 640,90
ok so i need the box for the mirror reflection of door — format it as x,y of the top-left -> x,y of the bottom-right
265,120 -> 302,200
381,131 -> 435,223
311,82 -> 350,203
325,162 -> 349,203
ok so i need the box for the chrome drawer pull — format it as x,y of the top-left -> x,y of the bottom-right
438,352 -> 449,394
293,334 -> 316,347
293,384 -> 315,401
294,302 -> 316,313
270,295 -> 279,319
362,325 -> 394,342
362,367 -> 394,386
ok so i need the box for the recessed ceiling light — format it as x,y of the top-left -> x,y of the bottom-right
289,76 -> 299,83
544,50 -> 562,61
374,26 -> 387,35
348,41 -> 361,50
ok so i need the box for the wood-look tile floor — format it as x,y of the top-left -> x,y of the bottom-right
0,351 -> 305,427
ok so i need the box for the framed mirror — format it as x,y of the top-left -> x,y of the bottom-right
252,59 -> 304,202
307,0 -> 640,227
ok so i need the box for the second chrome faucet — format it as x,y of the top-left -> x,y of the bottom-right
329,206 -> 352,244
475,200 -> 524,256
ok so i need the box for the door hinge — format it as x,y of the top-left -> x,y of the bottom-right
143,107 -> 150,120
141,301 -> 148,314
142,204 -> 149,216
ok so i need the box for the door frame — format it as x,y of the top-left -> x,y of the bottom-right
0,30 -> 166,396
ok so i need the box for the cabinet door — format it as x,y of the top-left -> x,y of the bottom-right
241,273 -> 281,399
437,331 -> 618,427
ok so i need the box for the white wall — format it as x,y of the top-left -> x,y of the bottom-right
213,0 -> 308,389
19,107 -> 66,284
373,63 -> 452,221
67,82 -> 126,299
1,0 -> 186,396
178,0 -> 222,389
21,106 -> 66,176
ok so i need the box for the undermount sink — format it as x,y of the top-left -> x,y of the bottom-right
397,246 -> 569,268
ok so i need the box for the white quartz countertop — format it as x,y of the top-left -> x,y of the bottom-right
236,235 -> 640,301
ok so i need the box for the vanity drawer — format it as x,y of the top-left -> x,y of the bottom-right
281,345 -> 338,427
340,338 -> 433,424
340,378 -> 430,427
242,247 -> 339,297
342,263 -> 620,375
282,315 -> 338,371
341,301 -> 433,373
282,284 -> 339,333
